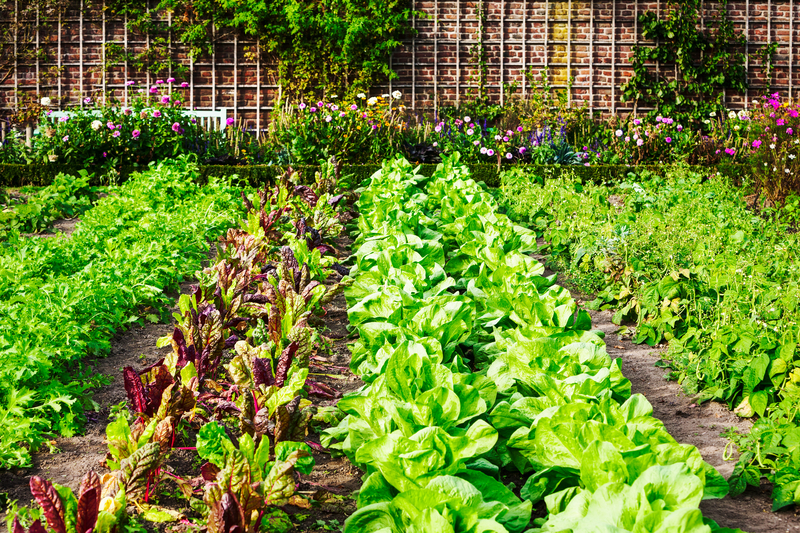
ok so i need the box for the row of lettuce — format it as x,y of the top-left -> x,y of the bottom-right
498,165 -> 800,511
321,155 -> 742,532
10,160 -> 355,532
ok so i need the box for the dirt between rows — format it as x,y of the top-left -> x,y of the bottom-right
0,236 -> 363,533
544,260 -> 800,533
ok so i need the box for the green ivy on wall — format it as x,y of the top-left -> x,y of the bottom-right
621,0 -> 776,119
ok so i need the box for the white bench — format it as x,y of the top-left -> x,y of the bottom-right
43,108 -> 229,131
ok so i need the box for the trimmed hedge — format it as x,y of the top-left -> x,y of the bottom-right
2,162 -> 745,189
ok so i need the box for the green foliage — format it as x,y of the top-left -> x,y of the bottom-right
498,163 -> 800,510
323,155 -> 728,532
621,0 -> 774,121
0,156 -> 243,467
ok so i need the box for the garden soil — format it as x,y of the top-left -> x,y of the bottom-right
547,259 -> 800,533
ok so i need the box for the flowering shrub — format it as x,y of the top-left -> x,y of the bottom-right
31,79 -> 222,178
745,94 -> 800,205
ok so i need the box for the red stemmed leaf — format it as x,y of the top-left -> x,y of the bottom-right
275,342 -> 298,388
29,477 -> 66,533
78,471 -> 101,499
201,462 -> 221,482
252,357 -> 274,387
123,367 -> 147,414
75,486 -> 99,533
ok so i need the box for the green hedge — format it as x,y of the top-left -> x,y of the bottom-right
1,162 -> 746,189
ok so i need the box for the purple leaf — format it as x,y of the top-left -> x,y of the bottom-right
123,367 -> 148,415
29,477 -> 66,533
275,342 -> 298,388
252,357 -> 274,387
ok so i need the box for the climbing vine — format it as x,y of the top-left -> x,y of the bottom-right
621,0 -> 776,120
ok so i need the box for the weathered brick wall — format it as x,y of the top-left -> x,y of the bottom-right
0,0 -> 796,131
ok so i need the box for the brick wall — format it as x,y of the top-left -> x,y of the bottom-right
1,0 -> 796,131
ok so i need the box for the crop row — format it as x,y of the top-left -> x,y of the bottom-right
498,165 -> 800,511
11,160 -> 353,532
0,156 -> 246,468
323,155 -> 741,532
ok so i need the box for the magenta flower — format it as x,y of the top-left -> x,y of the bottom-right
350,104 -> 358,111
190,117 -> 197,124
777,118 -> 786,126
156,79 -> 164,84
789,109 -> 799,118
172,122 -> 181,133
226,117 -> 234,126
503,136 -> 509,142
309,107 -> 317,113
317,101 -> 324,107
59,116 -> 68,122
487,149 -> 495,156
123,108 -> 132,116
149,87 -> 158,94
633,119 -> 641,125
339,112 -> 346,118
161,95 -> 171,104
112,131 -> 120,138
126,80 -> 135,86
752,140 -> 762,148
331,105 -> 339,111
152,110 -> 162,118
167,77 -> 176,83
84,97 -> 92,104
298,103 -> 306,110
788,128 -> 794,135
181,82 -> 189,88
519,147 -> 527,154
665,137 -> 672,143
517,126 -> 524,132
677,125 -> 683,132
725,148 -> 736,156
132,129 -> 141,138
103,152 -> 107,157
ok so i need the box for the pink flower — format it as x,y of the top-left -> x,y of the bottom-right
107,122 -> 115,130
112,131 -> 120,138
317,101 -> 324,107
777,118 -> 785,126
503,136 -> 509,142
466,129 -> 474,135
487,149 -> 495,156
517,126 -> 523,132
473,140 -> 480,146
181,82 -> 189,88
84,97 -> 92,104
505,152 -> 513,159
103,152 -> 107,157
298,103 -> 306,109
752,140 -> 762,148
167,77 -> 176,83
132,129 -> 141,138
633,119 -> 641,125
123,108 -> 132,116
789,109 -> 799,118
519,147 -> 526,154
226,117 -> 234,126
156,79 -> 164,84
665,137 -> 672,143
350,104 -> 357,111
725,148 -> 736,156
161,95 -> 171,104
150,87 -> 158,94
126,80 -> 135,86
172,122 -> 181,132
62,135 -> 69,142
788,128 -> 794,135
339,112 -> 346,118
174,100 -> 181,106
152,110 -> 162,118
677,125 -> 683,132
309,107 -> 317,113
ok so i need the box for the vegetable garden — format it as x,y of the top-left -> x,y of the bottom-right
2,2 -> 800,531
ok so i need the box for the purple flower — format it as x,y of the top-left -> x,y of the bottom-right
677,125 -> 683,132
84,97 -> 92,104
112,130 -> 120,137
123,108 -> 132,116
126,80 -> 135,86
309,107 -> 317,113
174,100 -> 181,106
350,104 -> 358,111
633,119 -> 641,126
152,110 -> 162,118
226,117 -> 235,126
371,124 -> 377,130
752,140 -> 762,148
149,87 -> 158,94
181,82 -> 189,88
519,147 -> 527,154
317,101 -> 324,107
487,149 -> 495,156
103,152 -> 107,157
172,122 -> 181,132
725,148 -> 736,156
167,77 -> 176,83
517,126 -> 524,132
656,116 -> 663,122
161,95 -> 171,104
788,128 -> 794,135
156,79 -> 164,84
503,136 -> 509,142
299,103 -> 306,109
665,137 -> 672,143
132,129 -> 141,138
190,117 -> 196,124
62,135 -> 69,142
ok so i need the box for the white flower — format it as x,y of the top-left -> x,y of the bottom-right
737,110 -> 748,119
324,115 -> 332,122
728,111 -> 737,119
494,134 -> 502,141
464,116 -> 472,123
330,94 -> 338,99
703,119 -> 710,124
40,97 -> 52,106
91,120 -> 102,130
734,125 -> 740,131
615,129 -> 623,137
789,154 -> 796,159
480,147 -> 487,154
381,93 -> 390,98
357,93 -> 366,99
786,168 -> 791,173
710,111 -> 717,117
367,97 -> 378,105
48,154 -> 58,162
795,139 -> 800,144
770,143 -> 776,149
773,166 -> 778,171
391,90 -> 402,99
432,142 -> 438,147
